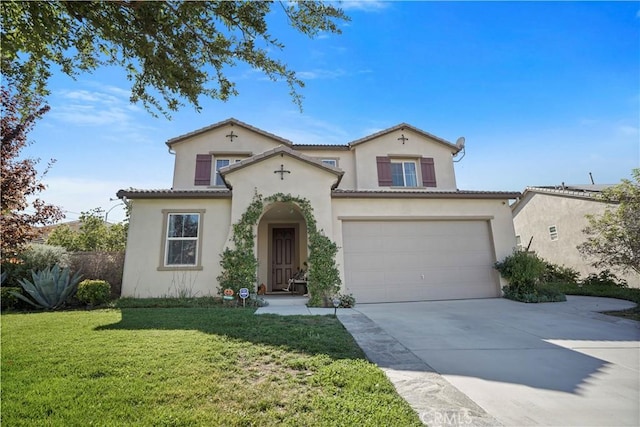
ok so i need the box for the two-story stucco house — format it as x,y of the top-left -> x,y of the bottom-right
117,118 -> 520,303
512,185 -> 639,287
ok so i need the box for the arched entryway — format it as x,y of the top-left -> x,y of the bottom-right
257,202 -> 308,292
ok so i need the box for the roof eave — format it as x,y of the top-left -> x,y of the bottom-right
116,189 -> 232,199
165,118 -> 294,148
331,190 -> 521,199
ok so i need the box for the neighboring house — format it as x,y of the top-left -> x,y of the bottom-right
512,185 -> 639,287
117,118 -> 520,303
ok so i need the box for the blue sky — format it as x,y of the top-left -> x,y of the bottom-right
26,1 -> 639,223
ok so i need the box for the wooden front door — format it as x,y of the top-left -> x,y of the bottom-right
272,227 -> 295,290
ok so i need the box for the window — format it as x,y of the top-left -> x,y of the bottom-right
160,212 -> 203,269
515,235 -> 522,248
391,161 -> 418,187
377,156 -> 436,187
548,225 -> 558,241
214,158 -> 242,186
321,159 -> 338,167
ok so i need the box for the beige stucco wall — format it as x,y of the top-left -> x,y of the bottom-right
223,154 -> 338,236
331,197 -> 517,292
296,148 -> 356,189
122,193 -> 517,297
513,192 -> 639,287
353,128 -> 457,190
121,198 -> 232,297
171,125 -> 285,189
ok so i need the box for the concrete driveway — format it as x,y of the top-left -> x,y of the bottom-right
346,296 -> 639,426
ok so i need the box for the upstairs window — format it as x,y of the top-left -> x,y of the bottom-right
321,159 -> 338,167
377,156 -> 436,188
548,225 -> 559,241
391,161 -> 418,187
214,158 -> 242,186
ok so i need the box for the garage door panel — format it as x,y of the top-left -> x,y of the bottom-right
343,220 -> 498,303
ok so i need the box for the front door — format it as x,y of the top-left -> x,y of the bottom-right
272,227 -> 295,290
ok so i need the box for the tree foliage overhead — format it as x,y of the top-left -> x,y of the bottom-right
1,87 -> 63,260
578,169 -> 640,275
1,0 -> 349,116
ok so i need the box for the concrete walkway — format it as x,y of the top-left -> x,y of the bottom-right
255,295 -> 639,426
256,295 -> 499,425
254,295 -> 345,316
354,297 -> 639,427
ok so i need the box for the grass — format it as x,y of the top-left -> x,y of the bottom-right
548,281 -> 640,321
1,306 -> 422,426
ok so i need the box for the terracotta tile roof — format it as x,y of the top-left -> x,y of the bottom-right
165,118 -> 294,147
116,188 -> 232,199
511,184 -> 615,213
219,145 -> 344,189
347,123 -> 462,153
293,144 -> 350,151
525,185 -> 613,197
332,189 -> 521,199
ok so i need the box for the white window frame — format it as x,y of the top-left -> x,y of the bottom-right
548,225 -> 559,241
158,210 -> 205,270
515,235 -> 522,248
214,157 -> 243,186
321,158 -> 338,167
390,160 -> 418,187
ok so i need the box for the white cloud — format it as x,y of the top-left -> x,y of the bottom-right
297,68 -> 347,80
37,176 -> 167,223
338,1 -> 390,12
266,112 -> 351,145
46,81 -> 157,145
616,124 -> 639,136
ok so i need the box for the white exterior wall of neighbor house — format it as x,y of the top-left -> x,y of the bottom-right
121,198 -> 232,297
332,197 -> 516,299
513,192 -> 639,287
170,125 -> 284,190
353,128 -> 457,190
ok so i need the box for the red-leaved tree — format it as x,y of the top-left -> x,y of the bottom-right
1,86 -> 63,260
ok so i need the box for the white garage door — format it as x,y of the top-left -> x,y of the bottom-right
342,220 -> 499,303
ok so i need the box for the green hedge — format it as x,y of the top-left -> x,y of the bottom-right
76,280 -> 111,306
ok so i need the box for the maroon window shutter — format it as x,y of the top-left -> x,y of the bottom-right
376,156 -> 392,186
194,154 -> 212,186
420,157 -> 437,187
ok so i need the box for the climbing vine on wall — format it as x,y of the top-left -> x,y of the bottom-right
217,191 -> 341,306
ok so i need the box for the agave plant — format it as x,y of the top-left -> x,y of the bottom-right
12,264 -> 82,310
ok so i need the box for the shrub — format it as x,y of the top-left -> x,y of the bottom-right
21,243 -> 70,271
69,252 -> 124,299
338,293 -> 356,308
1,287 -> 21,310
501,284 -> 566,303
542,262 -> 580,285
494,250 -> 547,294
1,244 -> 70,287
76,280 -> 111,306
581,270 -> 628,288
12,264 -> 83,310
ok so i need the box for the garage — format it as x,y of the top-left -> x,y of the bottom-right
342,220 -> 500,303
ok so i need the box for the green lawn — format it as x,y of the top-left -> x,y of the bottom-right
1,307 -> 421,426
549,282 -> 640,321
